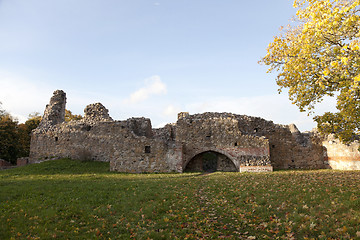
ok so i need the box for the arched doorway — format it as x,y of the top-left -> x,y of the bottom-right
184,151 -> 237,172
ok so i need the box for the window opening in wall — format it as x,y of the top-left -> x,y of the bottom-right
206,131 -> 211,139
272,145 -> 275,148
145,146 -> 151,153
234,142 -> 238,146
55,137 -> 58,142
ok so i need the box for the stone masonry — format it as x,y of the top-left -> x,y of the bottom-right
29,90 -> 360,172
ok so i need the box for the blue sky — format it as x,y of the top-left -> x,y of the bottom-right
0,0 -> 336,131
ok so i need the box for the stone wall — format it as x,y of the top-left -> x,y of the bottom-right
0,159 -> 12,167
16,157 -> 29,166
30,91 -> 181,172
30,119 -> 182,172
176,112 -> 325,170
322,135 -> 360,170
0,159 -> 15,170
29,90 -> 360,172
176,113 -> 271,172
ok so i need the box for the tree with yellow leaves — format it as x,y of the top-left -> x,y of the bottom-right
65,109 -> 82,122
260,0 -> 360,144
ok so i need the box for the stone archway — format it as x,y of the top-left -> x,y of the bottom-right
184,150 -> 237,172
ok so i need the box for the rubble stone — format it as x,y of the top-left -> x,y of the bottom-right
16,157 -> 29,166
0,159 -> 13,167
38,90 -> 66,129
83,103 -> 113,124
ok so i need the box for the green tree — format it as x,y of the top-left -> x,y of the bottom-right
17,113 -> 42,157
25,112 -> 42,130
65,109 -> 82,122
260,0 -> 360,143
0,103 -> 42,163
0,114 -> 20,164
0,102 -> 5,117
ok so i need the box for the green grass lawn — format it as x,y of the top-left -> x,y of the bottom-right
0,159 -> 359,239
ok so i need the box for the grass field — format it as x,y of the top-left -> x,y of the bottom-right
0,159 -> 359,239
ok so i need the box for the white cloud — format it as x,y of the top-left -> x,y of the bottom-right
0,70 -> 53,122
154,122 -> 168,128
163,104 -> 181,117
124,75 -> 167,104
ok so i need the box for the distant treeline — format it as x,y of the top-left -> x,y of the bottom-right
0,104 -> 41,164
0,103 -> 82,164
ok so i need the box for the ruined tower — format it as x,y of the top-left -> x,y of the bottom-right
38,90 -> 66,129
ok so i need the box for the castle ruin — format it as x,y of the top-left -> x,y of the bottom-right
29,90 -> 360,172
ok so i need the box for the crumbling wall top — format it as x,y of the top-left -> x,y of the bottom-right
38,90 -> 66,129
83,103 -> 113,124
126,117 -> 153,138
